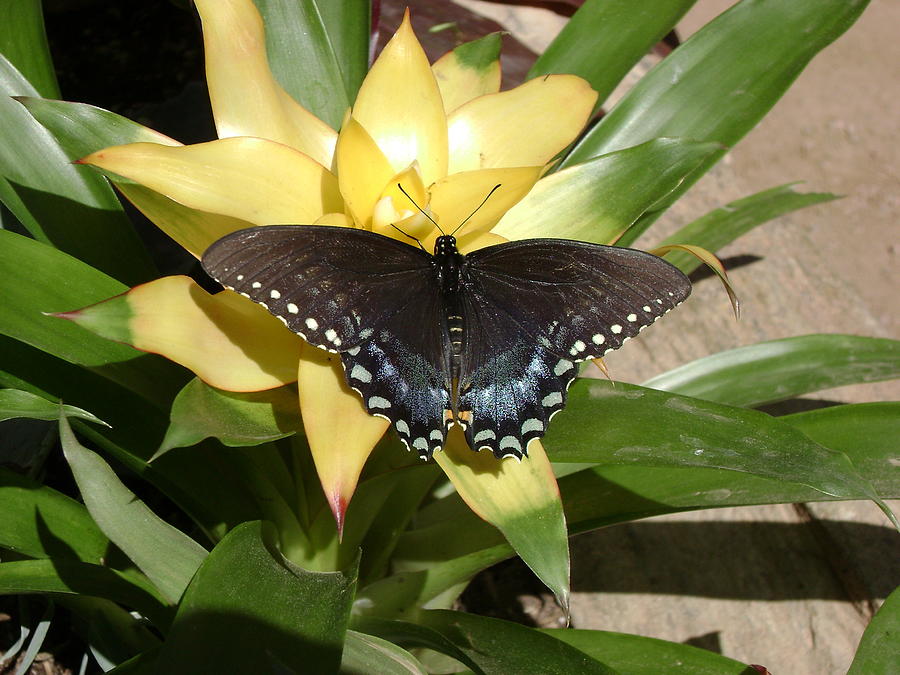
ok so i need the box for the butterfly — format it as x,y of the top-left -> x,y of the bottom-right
201,225 -> 691,460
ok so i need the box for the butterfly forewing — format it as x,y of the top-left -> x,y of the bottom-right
202,225 -> 451,458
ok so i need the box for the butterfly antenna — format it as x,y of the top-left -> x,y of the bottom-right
396,183 -> 444,235
450,184 -> 502,237
390,222 -> 428,253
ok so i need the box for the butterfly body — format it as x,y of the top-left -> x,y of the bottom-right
202,225 -> 691,460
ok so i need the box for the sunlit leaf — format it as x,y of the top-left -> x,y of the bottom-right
0,389 -> 108,426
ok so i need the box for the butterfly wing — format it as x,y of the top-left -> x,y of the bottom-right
202,225 -> 452,458
458,239 -> 691,458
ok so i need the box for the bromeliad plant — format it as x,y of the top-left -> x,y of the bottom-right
0,0 -> 897,672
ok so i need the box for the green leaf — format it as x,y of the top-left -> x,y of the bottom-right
493,138 -> 720,244
0,466 -> 108,562
252,0 -> 367,129
561,0 -> 870,217
549,380 -> 878,500
543,629 -> 752,674
655,183 -> 839,273
16,97 -> 180,160
782,403 -> 900,497
366,610 -> 618,674
643,334 -> 900,407
0,559 -> 172,631
0,388 -> 108,426
156,378 -> 302,458
530,0 -> 696,107
0,230 -> 185,405
0,0 -> 60,98
0,56 -> 155,285
59,415 -> 208,604
61,596 -> 160,670
848,585 -> 899,675
340,630 -> 427,675
155,521 -> 356,673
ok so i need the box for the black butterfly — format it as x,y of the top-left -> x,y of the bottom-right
201,226 -> 690,460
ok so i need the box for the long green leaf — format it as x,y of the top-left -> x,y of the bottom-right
0,230 -> 185,405
561,0 -> 870,219
0,56 -> 155,285
61,596 -> 160,671
0,388 -> 108,426
313,0 -> 371,102
656,183 -> 839,273
643,334 -> 900,407
340,630 -> 426,675
59,415 -> 208,604
847,585 -> 899,675
365,611 -> 618,674
782,403 -> 900,497
0,0 -> 60,98
543,629 -> 752,674
0,559 -> 172,630
252,0 -> 362,129
390,409 -> 899,603
156,378 -> 301,458
549,380 -> 878,499
493,138 -> 720,244
530,0 -> 696,108
155,521 -> 356,673
0,466 -> 108,562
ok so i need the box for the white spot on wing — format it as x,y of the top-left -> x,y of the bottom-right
643,305 -> 652,312
396,420 -> 410,436
474,429 -> 496,443
611,324 -> 622,334
350,364 -> 371,383
521,418 -> 543,434
499,436 -> 522,452
270,289 -> 281,299
287,303 -> 299,314
554,359 -> 574,376
368,396 -> 391,409
429,430 -> 443,441
236,274 -> 244,281
627,313 -> 637,322
251,281 -> 262,289
542,392 -> 563,407
305,318 -> 319,331
592,333 -> 605,345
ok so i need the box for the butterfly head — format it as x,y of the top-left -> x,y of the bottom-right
433,235 -> 459,257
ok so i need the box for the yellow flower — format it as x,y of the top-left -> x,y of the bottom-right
70,0 -> 597,529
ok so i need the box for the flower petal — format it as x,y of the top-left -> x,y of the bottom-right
115,183 -> 255,259
297,347 -> 390,534
372,163 -> 432,240
80,138 -> 342,227
335,116 -> 395,228
426,166 -> 543,246
447,75 -> 597,174
194,0 -> 337,168
56,276 -> 302,391
352,11 -> 448,185
432,33 -> 502,114
434,431 -> 570,611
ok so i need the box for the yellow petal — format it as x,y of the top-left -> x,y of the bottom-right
434,429 -> 561,529
335,116 -> 395,228
447,75 -> 597,173
194,0 -> 337,168
426,166 -> 542,246
115,183 -> 255,259
81,138 -> 342,227
372,163 -> 433,240
353,11 -> 448,185
314,212 -> 352,227
457,230 -> 508,254
297,346 -> 389,533
60,276 -> 302,391
432,34 -> 502,114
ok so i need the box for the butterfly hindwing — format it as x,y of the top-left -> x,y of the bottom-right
202,225 -> 451,458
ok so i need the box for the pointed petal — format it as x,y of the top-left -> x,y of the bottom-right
432,34 -> 502,114
353,11 -> 448,185
335,116 -> 395,228
80,138 -> 342,227
56,276 -> 302,391
447,75 -> 597,173
434,430 -> 570,611
427,166 -> 542,242
194,0 -> 337,167
372,163 -> 432,241
297,347 -> 389,530
115,183 -> 255,259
